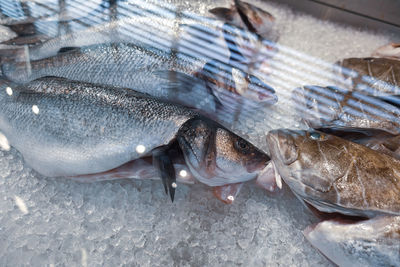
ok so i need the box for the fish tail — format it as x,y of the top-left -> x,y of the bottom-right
0,45 -> 31,83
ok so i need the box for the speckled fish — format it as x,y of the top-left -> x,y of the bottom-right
335,57 -> 400,96
266,129 -> 400,265
2,42 -> 277,113
292,85 -> 400,134
317,128 -> 400,160
267,129 -> 400,217
0,77 -> 269,202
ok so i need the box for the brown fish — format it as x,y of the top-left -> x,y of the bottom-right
336,57 -> 400,96
266,129 -> 400,266
266,129 -> 400,218
292,85 -> 400,135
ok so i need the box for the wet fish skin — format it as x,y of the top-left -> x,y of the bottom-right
1,43 -> 215,110
317,128 -> 400,160
177,118 -> 269,186
2,42 -> 277,112
304,216 -> 400,267
0,77 -> 269,189
0,76 -> 197,178
292,85 -> 400,135
336,57 -> 400,96
266,129 -> 400,218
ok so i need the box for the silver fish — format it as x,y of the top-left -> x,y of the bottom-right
2,42 -> 277,112
304,216 -> 400,267
0,77 -> 269,200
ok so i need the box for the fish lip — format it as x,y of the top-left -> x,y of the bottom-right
266,129 -> 298,163
245,157 -> 269,173
257,91 -> 277,104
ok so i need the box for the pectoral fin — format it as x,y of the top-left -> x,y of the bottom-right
153,147 -> 177,202
212,183 -> 244,204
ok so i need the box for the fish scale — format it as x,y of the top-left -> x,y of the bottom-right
0,77 -> 197,178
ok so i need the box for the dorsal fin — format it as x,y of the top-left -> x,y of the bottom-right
57,47 -> 79,54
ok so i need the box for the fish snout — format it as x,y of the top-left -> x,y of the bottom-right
245,152 -> 270,173
266,129 -> 299,165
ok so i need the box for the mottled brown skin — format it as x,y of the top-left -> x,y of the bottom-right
337,57 -> 400,95
267,129 -> 400,218
292,85 -> 400,134
318,128 -> 400,160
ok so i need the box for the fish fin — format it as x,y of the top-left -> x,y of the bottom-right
153,147 -> 176,202
0,45 -> 26,65
57,46 -> 80,54
209,7 -> 234,21
212,183 -> 244,204
154,70 -> 201,93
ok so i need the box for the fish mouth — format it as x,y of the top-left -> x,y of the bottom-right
245,157 -> 269,173
266,129 -> 299,165
246,75 -> 277,104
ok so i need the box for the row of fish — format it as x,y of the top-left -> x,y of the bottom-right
263,45 -> 400,265
0,0 -> 280,202
0,0 -> 400,266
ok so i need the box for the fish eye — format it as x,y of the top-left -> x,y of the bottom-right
234,138 -> 251,154
309,131 -> 325,141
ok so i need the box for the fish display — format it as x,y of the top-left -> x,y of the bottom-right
266,129 -> 400,265
0,77 -> 269,201
335,57 -> 400,96
292,85 -> 400,134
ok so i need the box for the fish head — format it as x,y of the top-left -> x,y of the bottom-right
199,61 -> 277,107
231,68 -> 277,104
267,129 -> 400,217
178,118 -> 269,186
210,1 -> 276,39
266,129 -> 351,207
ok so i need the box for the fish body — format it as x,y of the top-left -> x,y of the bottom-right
317,128 -> 400,160
266,129 -> 400,218
2,43 -> 218,110
266,129 -> 400,265
304,216 -> 400,267
336,57 -> 400,96
2,42 -> 277,112
0,77 -> 268,188
293,85 -> 400,135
